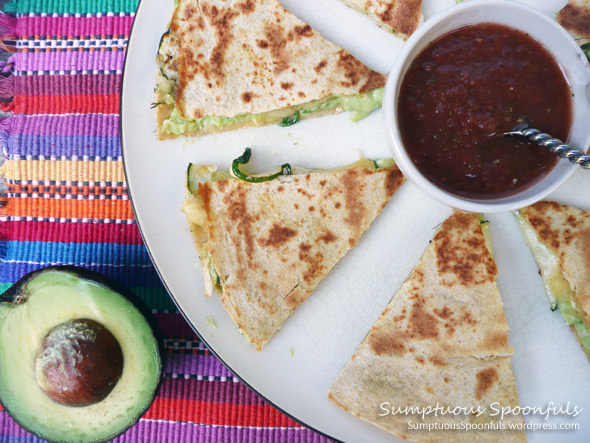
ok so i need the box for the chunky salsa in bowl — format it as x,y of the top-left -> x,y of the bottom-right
384,0 -> 590,212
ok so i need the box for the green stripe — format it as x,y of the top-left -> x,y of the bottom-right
5,0 -> 139,14
0,283 -> 12,294
129,287 -> 178,312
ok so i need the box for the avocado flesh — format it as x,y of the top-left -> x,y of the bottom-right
0,268 -> 161,443
514,211 -> 590,357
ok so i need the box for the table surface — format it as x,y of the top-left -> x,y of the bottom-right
0,0 -> 331,441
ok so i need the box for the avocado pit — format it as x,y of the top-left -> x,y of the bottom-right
35,318 -> 123,407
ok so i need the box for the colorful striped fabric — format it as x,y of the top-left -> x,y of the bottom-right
0,1 -> 329,441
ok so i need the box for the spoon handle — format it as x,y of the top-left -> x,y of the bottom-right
506,123 -> 590,169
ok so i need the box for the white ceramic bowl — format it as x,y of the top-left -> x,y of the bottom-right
383,0 -> 590,213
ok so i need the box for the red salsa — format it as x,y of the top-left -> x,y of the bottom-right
398,23 -> 572,198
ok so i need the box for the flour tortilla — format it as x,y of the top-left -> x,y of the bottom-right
558,0 -> 590,44
519,201 -> 590,350
339,0 -> 423,38
155,0 -> 386,139
183,160 -> 404,350
329,211 -> 526,442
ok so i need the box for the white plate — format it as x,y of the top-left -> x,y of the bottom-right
121,1 -> 590,441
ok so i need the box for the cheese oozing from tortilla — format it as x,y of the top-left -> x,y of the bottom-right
514,210 -> 590,354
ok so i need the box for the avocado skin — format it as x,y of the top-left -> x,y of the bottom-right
0,265 -> 163,443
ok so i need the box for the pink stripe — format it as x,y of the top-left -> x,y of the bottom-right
16,16 -> 134,39
14,73 -> 120,95
156,313 -> 199,337
14,49 -> 126,72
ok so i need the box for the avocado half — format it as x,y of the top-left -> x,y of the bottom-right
0,266 -> 162,443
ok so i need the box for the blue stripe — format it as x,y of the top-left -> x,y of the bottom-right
0,241 -> 151,266
9,134 -> 120,158
0,262 -> 163,290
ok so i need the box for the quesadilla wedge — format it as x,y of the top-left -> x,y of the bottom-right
558,0 -> 590,46
155,0 -> 386,139
329,211 -> 526,442
514,201 -> 590,360
339,0 -> 423,38
182,149 -> 405,350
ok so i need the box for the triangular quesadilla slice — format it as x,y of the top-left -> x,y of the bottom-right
558,0 -> 590,45
329,211 -> 526,442
339,0 -> 423,38
515,201 -> 590,360
182,149 -> 405,350
155,0 -> 386,139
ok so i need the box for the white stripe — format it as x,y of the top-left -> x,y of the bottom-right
11,154 -> 123,161
2,259 -> 152,268
5,216 -> 135,224
6,193 -> 129,200
21,12 -> 134,19
140,418 -> 306,431
14,69 -> 123,76
16,38 -> 128,49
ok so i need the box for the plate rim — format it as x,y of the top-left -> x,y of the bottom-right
119,0 -> 343,441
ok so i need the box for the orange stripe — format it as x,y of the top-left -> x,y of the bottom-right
4,198 -> 133,220
144,398 -> 302,428
2,160 -> 126,183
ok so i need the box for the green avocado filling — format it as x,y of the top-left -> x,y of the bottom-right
514,211 -> 590,356
477,214 -> 493,255
161,88 -> 384,135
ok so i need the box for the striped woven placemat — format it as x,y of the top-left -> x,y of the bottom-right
0,1 -> 330,441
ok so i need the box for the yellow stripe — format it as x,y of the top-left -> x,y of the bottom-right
1,160 -> 126,183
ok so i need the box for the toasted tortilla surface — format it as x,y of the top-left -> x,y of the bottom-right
328,211 -> 526,442
340,0 -> 423,37
519,201 -> 590,329
156,0 -> 386,138
558,0 -> 590,44
188,164 -> 404,350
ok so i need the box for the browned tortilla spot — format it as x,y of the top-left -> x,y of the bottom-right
475,367 -> 499,400
237,0 -> 255,14
314,60 -> 328,73
264,22 -> 290,74
298,243 -> 325,284
480,331 -> 509,352
428,355 -> 447,367
224,189 -> 255,259
259,223 -> 297,247
385,167 -> 404,198
341,169 -> 365,233
318,230 -> 337,244
408,298 -> 439,339
256,39 -> 269,48
433,306 -> 453,320
434,212 -> 497,286
368,328 -> 406,356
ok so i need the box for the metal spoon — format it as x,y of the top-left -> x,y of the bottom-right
504,122 -> 590,169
